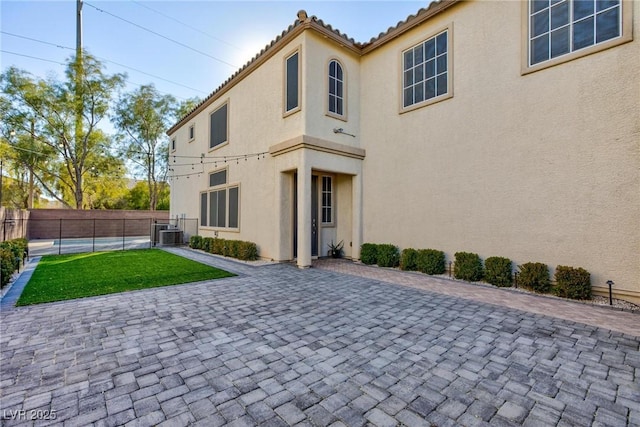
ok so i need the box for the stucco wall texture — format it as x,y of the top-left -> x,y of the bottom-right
170,1 -> 639,302
360,1 -> 639,301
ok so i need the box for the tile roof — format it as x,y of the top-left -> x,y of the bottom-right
168,0 -> 457,134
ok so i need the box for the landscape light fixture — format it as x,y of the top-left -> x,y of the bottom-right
333,128 -> 356,137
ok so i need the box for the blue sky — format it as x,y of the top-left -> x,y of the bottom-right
1,1 -> 430,102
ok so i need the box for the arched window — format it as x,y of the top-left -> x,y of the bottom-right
328,60 -> 344,116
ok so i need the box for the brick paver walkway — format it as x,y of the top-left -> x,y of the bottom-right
0,248 -> 638,426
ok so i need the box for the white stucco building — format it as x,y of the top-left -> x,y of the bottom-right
168,0 -> 639,303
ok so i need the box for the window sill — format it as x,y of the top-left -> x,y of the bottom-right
400,91 -> 453,114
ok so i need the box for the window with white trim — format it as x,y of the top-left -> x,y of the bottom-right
328,60 -> 344,117
188,124 -> 195,141
529,0 -> 621,66
403,30 -> 449,108
200,169 -> 239,229
209,103 -> 228,149
171,137 -> 176,151
285,51 -> 299,113
321,176 -> 332,224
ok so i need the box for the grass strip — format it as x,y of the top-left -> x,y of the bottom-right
17,249 -> 234,306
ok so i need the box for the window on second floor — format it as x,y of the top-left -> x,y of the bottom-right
285,51 -> 300,114
529,0 -> 622,66
402,29 -> 450,110
328,60 -> 345,117
209,103 -> 228,150
171,137 -> 176,151
188,124 -> 195,141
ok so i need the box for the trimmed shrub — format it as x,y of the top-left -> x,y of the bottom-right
400,248 -> 418,271
202,237 -> 214,253
484,256 -> 513,287
212,238 -> 225,255
223,240 -> 239,258
454,252 -> 484,281
189,235 -> 203,250
360,243 -> 378,265
237,241 -> 259,261
416,249 -> 446,275
0,248 -> 15,288
554,265 -> 591,300
376,244 -> 400,268
518,262 -> 550,293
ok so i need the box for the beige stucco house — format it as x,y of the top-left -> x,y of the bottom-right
167,0 -> 639,303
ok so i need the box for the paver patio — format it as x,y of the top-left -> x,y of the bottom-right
1,247 -> 639,426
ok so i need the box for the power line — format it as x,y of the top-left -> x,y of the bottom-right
1,31 -> 208,95
130,0 -> 242,51
84,2 -> 239,69
0,50 -> 66,66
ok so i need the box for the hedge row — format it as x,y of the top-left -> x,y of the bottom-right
0,238 -> 29,289
360,243 -> 591,300
189,235 -> 258,261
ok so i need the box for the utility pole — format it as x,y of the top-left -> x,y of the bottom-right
77,0 -> 83,53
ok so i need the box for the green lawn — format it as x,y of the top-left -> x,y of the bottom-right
17,249 -> 235,306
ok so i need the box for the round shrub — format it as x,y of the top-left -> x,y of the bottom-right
484,256 -> 513,287
360,243 -> 378,265
454,252 -> 483,281
0,248 -> 15,288
416,249 -> 446,275
554,265 -> 591,300
376,244 -> 400,268
518,262 -> 550,293
400,248 -> 418,271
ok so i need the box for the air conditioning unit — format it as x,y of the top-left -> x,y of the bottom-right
159,230 -> 183,246
151,223 -> 170,246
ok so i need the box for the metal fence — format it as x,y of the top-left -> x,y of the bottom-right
26,218 -> 197,256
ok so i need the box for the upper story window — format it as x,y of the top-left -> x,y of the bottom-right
529,0 -> 622,66
285,51 -> 300,114
171,137 -> 176,152
188,124 -> 195,141
402,29 -> 449,109
328,60 -> 345,117
209,103 -> 228,150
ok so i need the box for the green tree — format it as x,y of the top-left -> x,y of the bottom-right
175,97 -> 201,119
0,53 -> 125,209
113,85 -> 176,211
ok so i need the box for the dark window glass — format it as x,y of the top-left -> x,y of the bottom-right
286,53 -> 299,112
414,45 -> 424,64
228,187 -> 239,228
426,78 -> 436,99
404,69 -> 414,86
533,0 -> 550,13
171,139 -> 176,150
415,83 -> 424,104
532,35 -> 550,64
336,98 -> 343,116
425,59 -> 436,79
217,189 -> 226,228
551,2 -> 569,29
596,0 -> 617,11
200,193 -> 207,226
209,170 -> 227,187
436,74 -> 447,96
436,54 -> 447,73
404,51 -> 413,69
209,191 -> 217,227
533,10 -> 550,37
596,7 -> 620,42
189,125 -> 194,140
425,38 -> 436,59
436,32 -> 447,55
414,64 -> 424,83
573,0 -> 594,20
210,104 -> 227,149
551,27 -> 570,57
404,87 -> 413,107
573,17 -> 594,49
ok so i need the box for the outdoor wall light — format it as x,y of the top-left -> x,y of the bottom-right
333,128 -> 356,137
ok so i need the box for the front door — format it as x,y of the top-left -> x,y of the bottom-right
293,174 -> 319,258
